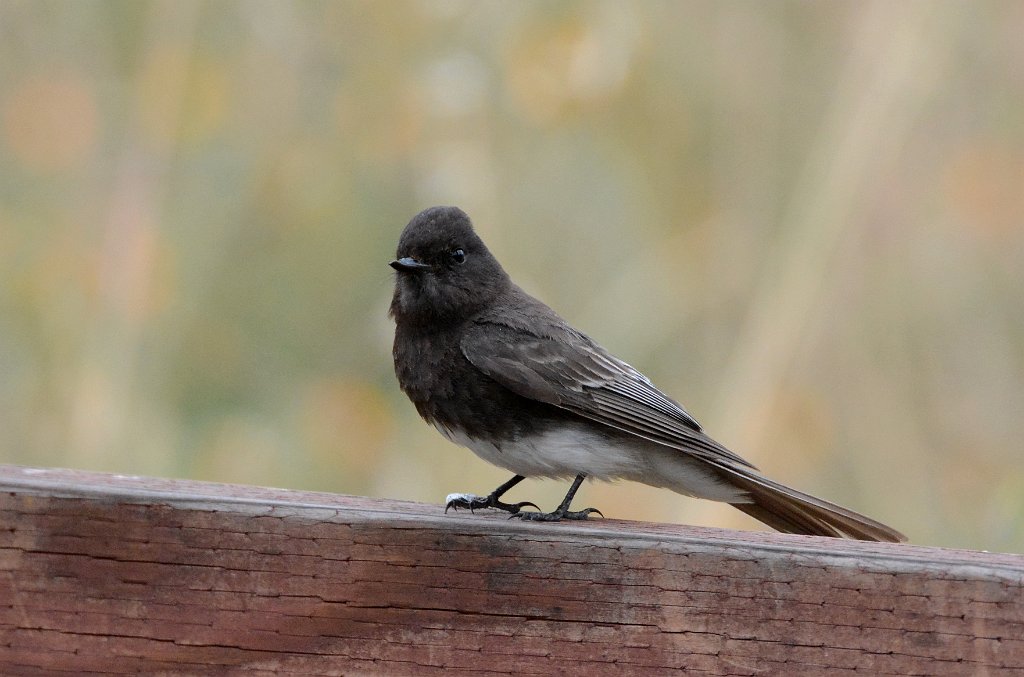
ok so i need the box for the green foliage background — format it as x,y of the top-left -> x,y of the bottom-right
2,1 -> 1022,551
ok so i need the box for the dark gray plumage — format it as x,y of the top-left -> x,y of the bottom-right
390,205 -> 905,542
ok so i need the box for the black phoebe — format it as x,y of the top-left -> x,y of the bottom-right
389,206 -> 905,542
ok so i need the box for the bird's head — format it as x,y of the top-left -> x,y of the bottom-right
389,206 -> 510,325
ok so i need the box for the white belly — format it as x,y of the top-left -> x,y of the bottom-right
432,421 -> 748,503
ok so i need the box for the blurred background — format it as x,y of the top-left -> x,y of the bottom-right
1,1 -> 1022,552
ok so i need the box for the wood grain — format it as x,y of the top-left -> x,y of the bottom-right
2,465 -> 1022,675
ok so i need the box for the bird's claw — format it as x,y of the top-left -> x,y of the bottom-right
510,507 -> 604,522
444,493 -> 488,513
444,493 -> 539,515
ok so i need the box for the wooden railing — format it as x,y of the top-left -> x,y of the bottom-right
2,465 -> 1022,675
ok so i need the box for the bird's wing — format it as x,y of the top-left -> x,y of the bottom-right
460,320 -> 757,470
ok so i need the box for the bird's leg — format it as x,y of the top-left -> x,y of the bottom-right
513,474 -> 603,522
444,474 -> 539,515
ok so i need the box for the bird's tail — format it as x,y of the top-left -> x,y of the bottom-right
723,466 -> 905,542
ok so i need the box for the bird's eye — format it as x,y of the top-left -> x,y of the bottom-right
450,248 -> 466,264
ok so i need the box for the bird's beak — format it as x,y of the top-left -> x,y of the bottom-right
389,257 -> 432,272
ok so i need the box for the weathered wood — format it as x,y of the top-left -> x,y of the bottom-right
1,465 -> 1022,675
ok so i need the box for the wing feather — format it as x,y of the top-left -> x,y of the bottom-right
461,321 -> 757,470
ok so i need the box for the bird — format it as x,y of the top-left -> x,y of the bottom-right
388,205 -> 905,542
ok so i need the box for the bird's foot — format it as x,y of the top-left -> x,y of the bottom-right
444,492 -> 539,515
512,507 -> 603,522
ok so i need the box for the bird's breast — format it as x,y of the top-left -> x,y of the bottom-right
393,323 -> 563,442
